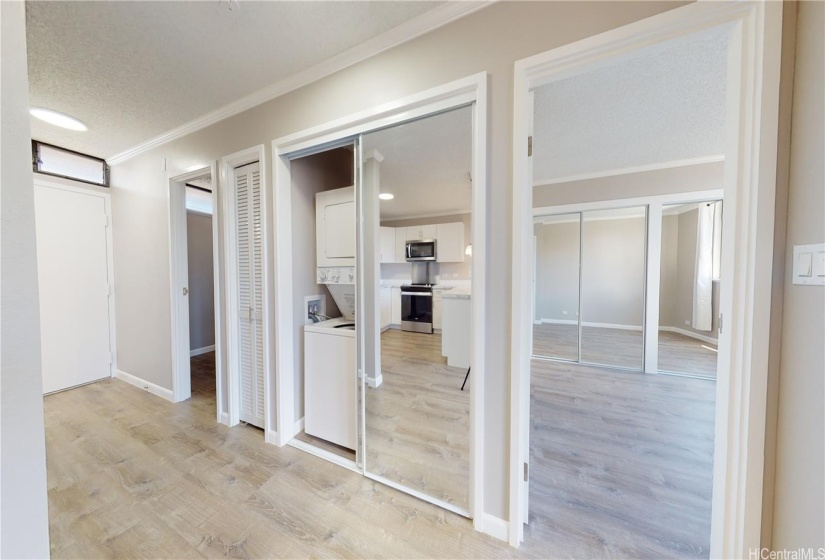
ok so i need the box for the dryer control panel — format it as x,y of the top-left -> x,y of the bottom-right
317,266 -> 355,285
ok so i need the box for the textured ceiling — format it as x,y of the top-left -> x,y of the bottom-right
365,105 -> 473,221
532,24 -> 731,183
26,1 -> 442,159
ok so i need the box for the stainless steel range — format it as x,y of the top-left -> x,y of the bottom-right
400,283 -> 435,334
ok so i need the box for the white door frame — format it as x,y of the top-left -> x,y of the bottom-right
220,146 -> 271,430
33,175 -> 118,380
271,72 -> 488,530
167,163 -> 221,410
510,2 -> 782,555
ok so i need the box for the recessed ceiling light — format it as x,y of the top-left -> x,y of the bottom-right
379,193 -> 394,200
29,107 -> 87,131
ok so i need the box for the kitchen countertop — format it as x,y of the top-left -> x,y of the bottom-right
442,290 -> 471,299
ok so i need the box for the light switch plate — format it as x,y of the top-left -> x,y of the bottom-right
793,243 -> 825,285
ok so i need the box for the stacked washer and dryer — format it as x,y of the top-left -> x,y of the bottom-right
303,186 -> 357,451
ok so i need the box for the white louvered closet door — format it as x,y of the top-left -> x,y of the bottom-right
235,162 -> 265,428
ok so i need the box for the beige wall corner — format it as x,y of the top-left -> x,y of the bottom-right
770,0 -> 825,551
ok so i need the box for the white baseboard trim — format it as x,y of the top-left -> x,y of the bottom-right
265,429 -> 279,446
539,318 -> 577,325
482,514 -> 509,542
294,417 -> 305,435
367,373 -> 383,388
660,326 -> 718,345
114,369 -> 174,402
190,344 -> 216,357
219,411 -> 229,426
539,318 -> 643,331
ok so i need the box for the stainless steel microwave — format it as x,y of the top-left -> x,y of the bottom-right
405,239 -> 437,262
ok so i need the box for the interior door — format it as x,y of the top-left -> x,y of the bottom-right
235,162 -> 265,428
35,184 -> 112,394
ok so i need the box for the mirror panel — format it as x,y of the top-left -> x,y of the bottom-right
360,105 -> 473,511
579,207 -> 646,369
658,201 -> 722,378
532,213 -> 581,361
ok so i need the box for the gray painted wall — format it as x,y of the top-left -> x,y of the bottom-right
290,148 -> 350,420
534,220 -> 580,323
0,2 -> 51,556
534,159 -> 725,208
186,212 -> 215,350
534,216 -> 646,328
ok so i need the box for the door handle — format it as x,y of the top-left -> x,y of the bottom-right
182,287 -> 189,296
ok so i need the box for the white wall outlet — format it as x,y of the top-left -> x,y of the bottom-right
562,310 -> 568,315
685,320 -> 691,325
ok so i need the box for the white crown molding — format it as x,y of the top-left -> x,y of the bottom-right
106,1 -> 493,166
533,154 -> 725,187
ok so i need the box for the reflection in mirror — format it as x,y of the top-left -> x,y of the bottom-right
580,207 -> 646,369
658,201 -> 722,378
532,213 -> 581,361
362,106 -> 473,511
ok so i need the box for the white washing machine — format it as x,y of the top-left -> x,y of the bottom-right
304,317 -> 356,450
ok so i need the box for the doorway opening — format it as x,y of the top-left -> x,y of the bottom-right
168,163 -> 223,425
184,178 -> 218,401
510,3 -> 783,556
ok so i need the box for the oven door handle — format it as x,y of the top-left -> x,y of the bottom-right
401,292 -> 433,297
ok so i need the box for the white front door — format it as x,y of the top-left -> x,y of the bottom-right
35,184 -> 112,394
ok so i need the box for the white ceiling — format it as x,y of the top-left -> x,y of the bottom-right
25,1 -> 444,159
365,106 -> 473,221
532,24 -> 731,183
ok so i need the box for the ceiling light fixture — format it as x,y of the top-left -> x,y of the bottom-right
29,107 -> 87,131
379,193 -> 394,200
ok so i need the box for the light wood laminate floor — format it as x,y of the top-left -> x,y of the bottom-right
533,323 -> 718,378
526,359 -> 715,558
45,351 -> 714,558
368,329 -> 470,510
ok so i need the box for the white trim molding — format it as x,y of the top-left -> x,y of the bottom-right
271,72 -> 488,533
105,2 -> 491,166
510,2 -> 783,556
114,370 -> 174,402
482,514 -> 509,542
533,154 -> 725,187
190,345 -> 216,357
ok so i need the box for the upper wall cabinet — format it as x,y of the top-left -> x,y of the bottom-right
381,222 -> 466,263
379,227 -> 396,263
436,222 -> 465,263
406,224 -> 437,241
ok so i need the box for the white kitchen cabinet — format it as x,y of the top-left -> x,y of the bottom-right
391,287 -> 402,325
380,287 -> 392,329
436,222 -> 465,263
380,227 -> 396,263
395,228 -> 407,262
406,224 -> 437,241
433,290 -> 443,330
